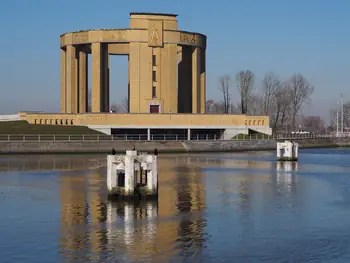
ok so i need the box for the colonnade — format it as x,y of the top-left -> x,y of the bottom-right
177,46 -> 206,114
61,43 -> 205,114
60,43 -> 110,114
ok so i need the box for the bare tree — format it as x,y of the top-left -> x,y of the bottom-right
247,93 -> 263,116
110,102 -> 123,113
261,72 -> 280,115
122,96 -> 129,113
206,100 -> 216,113
272,83 -> 292,132
218,75 -> 231,113
329,108 -> 337,130
236,70 -> 255,114
289,73 -> 314,129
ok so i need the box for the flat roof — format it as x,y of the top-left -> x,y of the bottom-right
130,12 -> 178,17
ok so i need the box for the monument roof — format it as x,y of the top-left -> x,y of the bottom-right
130,12 -> 178,17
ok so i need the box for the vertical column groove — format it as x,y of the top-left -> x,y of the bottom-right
91,43 -> 103,112
66,45 -> 78,113
79,50 -> 88,113
192,47 -> 201,113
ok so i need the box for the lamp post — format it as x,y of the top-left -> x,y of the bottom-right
336,100 -> 339,136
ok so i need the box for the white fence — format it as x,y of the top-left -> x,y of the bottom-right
0,133 -> 349,142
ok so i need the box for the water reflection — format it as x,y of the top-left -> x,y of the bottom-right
0,155 -> 105,172
276,161 -> 298,194
55,156 -> 207,262
3,150 -> 350,262
0,153 -> 272,172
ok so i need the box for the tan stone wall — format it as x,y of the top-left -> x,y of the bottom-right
60,13 -> 207,116
20,112 -> 269,127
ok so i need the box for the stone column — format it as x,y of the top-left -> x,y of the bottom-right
103,49 -> 110,112
60,49 -> 66,113
200,49 -> 206,113
192,47 -> 201,113
66,45 -> 78,113
79,50 -> 88,113
91,43 -> 103,112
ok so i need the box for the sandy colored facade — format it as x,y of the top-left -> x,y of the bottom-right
21,112 -> 268,127
20,12 -> 272,136
60,12 -> 206,114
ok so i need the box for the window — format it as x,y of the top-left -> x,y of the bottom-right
152,70 -> 157,82
152,55 -> 156,66
152,86 -> 157,98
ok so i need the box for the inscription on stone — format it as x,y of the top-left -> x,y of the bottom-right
148,20 -> 163,47
112,30 -> 126,41
73,32 -> 89,44
180,33 -> 197,45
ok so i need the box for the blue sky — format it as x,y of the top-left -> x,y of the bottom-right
1,0 -> 349,120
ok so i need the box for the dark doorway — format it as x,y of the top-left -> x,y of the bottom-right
150,105 -> 160,113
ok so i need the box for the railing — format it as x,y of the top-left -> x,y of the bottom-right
0,134 -> 216,141
0,133 -> 349,142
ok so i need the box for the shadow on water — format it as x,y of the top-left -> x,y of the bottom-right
2,149 -> 350,262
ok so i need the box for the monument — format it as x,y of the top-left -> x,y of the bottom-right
60,12 -> 206,114
20,12 -> 272,139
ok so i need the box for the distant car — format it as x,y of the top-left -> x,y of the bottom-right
291,129 -> 310,135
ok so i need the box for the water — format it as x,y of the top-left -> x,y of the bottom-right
1,148 -> 350,262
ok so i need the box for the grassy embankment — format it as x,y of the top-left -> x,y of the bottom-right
0,121 -> 101,134
0,121 -> 102,141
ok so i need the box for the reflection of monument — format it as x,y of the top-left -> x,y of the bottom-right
168,155 -> 272,170
59,170 -> 108,262
103,158 -> 207,261
0,155 -> 105,172
87,171 -> 107,256
59,173 -> 89,259
58,156 -> 207,262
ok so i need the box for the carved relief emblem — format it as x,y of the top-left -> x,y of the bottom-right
148,20 -> 163,47
150,24 -> 160,43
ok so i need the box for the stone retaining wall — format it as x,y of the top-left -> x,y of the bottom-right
0,138 -> 348,154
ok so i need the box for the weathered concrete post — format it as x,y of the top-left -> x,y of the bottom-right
146,155 -> 158,193
277,141 -> 299,161
125,150 -> 137,195
107,155 -> 116,192
107,150 -> 158,200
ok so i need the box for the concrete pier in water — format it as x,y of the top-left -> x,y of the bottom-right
277,141 -> 299,161
107,150 -> 158,200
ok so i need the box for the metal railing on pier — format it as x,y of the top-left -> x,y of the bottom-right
0,133 -> 349,142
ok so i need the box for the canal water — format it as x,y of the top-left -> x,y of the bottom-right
1,148 -> 350,262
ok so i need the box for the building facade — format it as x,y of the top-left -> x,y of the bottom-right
20,12 -> 272,138
60,12 -> 206,114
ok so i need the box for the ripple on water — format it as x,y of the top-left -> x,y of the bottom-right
1,150 -> 350,262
